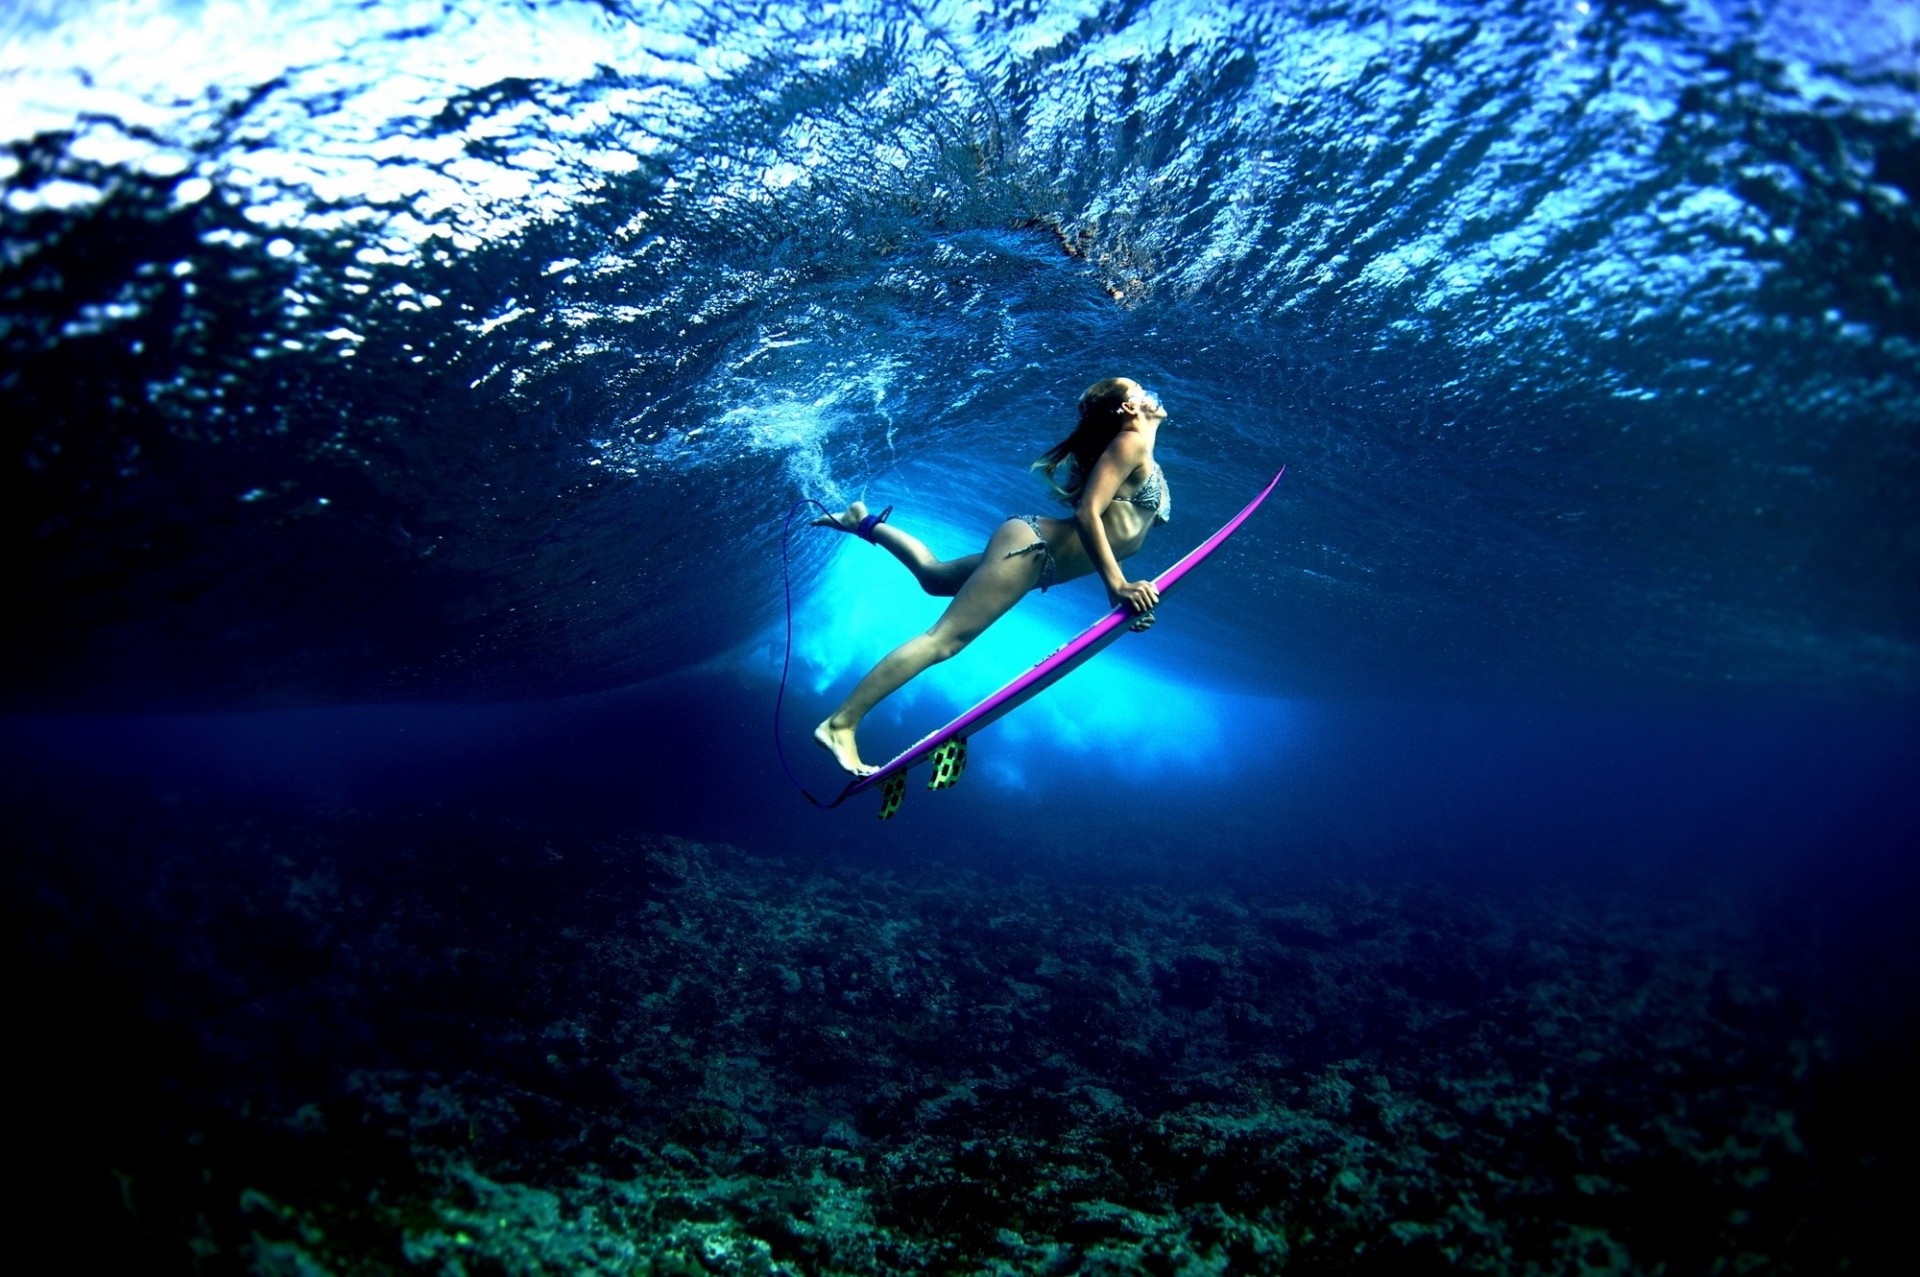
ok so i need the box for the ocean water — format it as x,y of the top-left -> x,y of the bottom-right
4,0 -> 1916,1270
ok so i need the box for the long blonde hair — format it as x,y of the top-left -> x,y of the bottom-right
1032,378 -> 1134,502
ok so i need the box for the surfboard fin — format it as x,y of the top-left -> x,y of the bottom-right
878,772 -> 906,820
928,736 -> 968,790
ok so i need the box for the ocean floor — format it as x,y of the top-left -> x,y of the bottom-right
7,787 -> 1908,1274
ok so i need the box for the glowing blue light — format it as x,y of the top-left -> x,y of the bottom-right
749,513 -> 1305,792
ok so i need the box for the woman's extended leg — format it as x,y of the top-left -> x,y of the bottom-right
813,500 -> 982,597
815,519 -> 1042,775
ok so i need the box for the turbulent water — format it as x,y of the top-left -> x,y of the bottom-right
6,3 -> 1920,1271
6,0 -> 1917,709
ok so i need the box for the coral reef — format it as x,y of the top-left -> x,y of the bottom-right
5,796 -> 1903,1273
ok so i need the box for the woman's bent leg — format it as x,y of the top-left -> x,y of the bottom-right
873,524 -> 980,597
815,520 -> 1041,775
814,501 -> 980,596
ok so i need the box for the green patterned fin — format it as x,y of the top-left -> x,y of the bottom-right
879,772 -> 906,820
927,736 -> 969,791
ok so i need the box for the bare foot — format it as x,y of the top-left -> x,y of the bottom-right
815,717 -> 876,777
810,500 -> 868,535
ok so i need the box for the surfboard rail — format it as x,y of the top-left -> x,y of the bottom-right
827,466 -> 1286,812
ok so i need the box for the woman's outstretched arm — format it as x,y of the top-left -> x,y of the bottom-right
1073,433 -> 1161,616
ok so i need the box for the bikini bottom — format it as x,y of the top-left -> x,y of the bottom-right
1002,514 -> 1056,593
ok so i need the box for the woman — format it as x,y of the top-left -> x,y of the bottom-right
812,377 -> 1172,776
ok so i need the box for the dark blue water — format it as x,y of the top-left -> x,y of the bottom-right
4,0 -> 1917,1270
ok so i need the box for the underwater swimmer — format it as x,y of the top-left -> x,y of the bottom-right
812,377 -> 1172,777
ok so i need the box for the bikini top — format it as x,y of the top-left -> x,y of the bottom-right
1065,459 -> 1172,524
1118,462 -> 1171,525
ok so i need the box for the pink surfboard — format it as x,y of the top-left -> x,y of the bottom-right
829,467 -> 1285,813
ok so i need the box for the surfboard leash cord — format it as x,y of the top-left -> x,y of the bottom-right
774,497 -> 833,808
